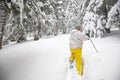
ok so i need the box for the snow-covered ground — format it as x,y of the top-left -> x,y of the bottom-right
82,28 -> 120,80
0,29 -> 120,80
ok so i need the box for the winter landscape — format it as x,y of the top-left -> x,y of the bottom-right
0,0 -> 120,80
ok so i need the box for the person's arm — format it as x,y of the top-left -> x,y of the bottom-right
82,33 -> 89,40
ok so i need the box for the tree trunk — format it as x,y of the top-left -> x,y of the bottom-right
0,2 -> 2,49
0,35 -> 2,49
0,19 -> 5,49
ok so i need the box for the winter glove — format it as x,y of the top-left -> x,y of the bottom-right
86,33 -> 90,37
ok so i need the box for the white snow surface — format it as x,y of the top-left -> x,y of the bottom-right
0,29 -> 120,80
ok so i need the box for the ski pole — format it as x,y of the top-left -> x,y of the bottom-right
89,38 -> 99,53
82,26 -> 99,53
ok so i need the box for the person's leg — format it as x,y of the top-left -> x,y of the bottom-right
69,49 -> 75,61
75,48 -> 83,75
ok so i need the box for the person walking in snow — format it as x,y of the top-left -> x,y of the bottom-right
69,26 -> 89,76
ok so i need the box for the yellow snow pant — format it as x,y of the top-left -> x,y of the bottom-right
69,48 -> 83,75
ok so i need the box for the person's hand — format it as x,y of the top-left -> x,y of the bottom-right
86,33 -> 90,37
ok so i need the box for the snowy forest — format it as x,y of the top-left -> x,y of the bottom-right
0,0 -> 120,49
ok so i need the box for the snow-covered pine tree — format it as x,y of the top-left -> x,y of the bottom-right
83,0 -> 108,37
105,0 -> 120,30
83,0 -> 120,37
64,0 -> 120,37
1,0 -> 120,49
0,0 -> 10,49
64,0 -> 84,31
3,0 -> 59,42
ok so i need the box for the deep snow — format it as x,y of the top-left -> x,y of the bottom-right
0,28 -> 120,80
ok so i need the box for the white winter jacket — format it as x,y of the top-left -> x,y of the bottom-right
69,29 -> 88,49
